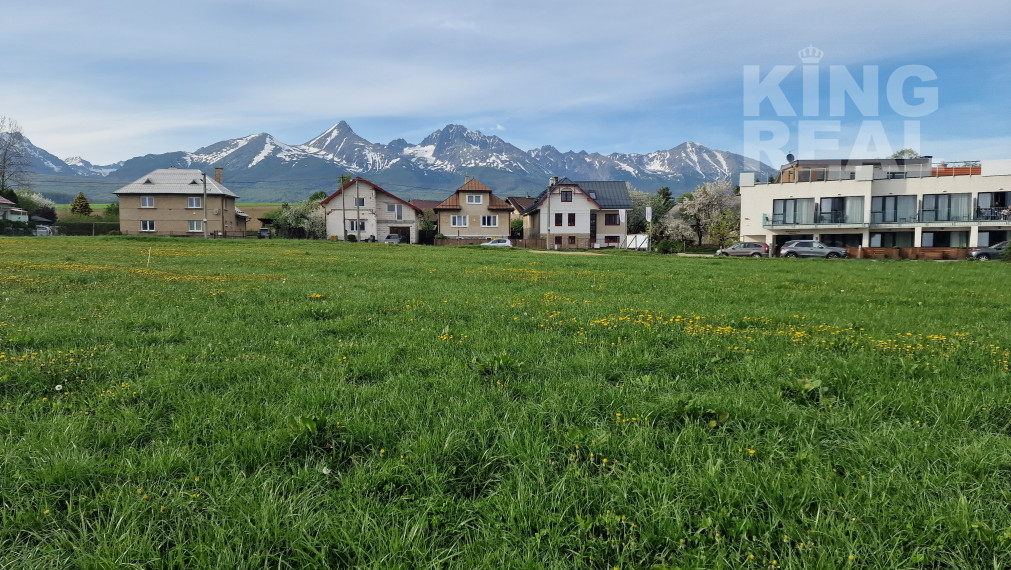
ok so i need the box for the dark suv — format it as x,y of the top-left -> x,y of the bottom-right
716,242 -> 769,257
779,240 -> 849,258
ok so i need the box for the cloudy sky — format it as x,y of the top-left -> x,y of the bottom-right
4,0 -> 1009,166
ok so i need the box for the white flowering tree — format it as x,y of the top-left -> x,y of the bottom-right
677,180 -> 734,246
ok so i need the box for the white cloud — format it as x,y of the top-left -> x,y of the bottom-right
3,0 -> 1009,163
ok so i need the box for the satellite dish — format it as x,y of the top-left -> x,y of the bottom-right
786,153 -> 795,162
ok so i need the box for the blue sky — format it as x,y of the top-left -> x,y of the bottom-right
4,0 -> 1009,166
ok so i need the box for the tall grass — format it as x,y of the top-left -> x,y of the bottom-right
2,237 -> 1009,568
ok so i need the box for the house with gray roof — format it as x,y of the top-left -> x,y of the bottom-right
522,177 -> 633,249
113,168 -> 248,237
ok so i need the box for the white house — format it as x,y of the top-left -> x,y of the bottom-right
321,177 -> 422,243
522,177 -> 633,249
739,158 -> 1011,250
0,196 -> 28,222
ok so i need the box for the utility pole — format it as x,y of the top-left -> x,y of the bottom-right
202,173 -> 208,238
355,181 -> 361,242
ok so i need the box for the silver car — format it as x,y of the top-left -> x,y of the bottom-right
779,240 -> 849,258
968,241 -> 1007,261
716,242 -> 769,257
480,238 -> 513,247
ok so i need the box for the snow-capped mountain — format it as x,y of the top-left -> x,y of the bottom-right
26,122 -> 776,203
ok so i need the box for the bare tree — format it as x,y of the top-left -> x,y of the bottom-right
0,117 -> 31,201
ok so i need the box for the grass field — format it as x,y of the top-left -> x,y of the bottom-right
2,237 -> 1010,569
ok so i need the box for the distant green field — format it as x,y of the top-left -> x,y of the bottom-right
2,237 -> 1009,568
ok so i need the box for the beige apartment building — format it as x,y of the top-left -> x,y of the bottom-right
739,158 -> 1011,250
114,168 -> 248,237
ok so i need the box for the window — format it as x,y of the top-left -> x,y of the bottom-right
870,231 -> 914,248
451,215 -> 468,227
561,190 -> 572,202
355,197 -> 365,207
604,235 -> 620,244
481,215 -> 498,227
187,197 -> 201,209
772,198 -> 815,224
554,213 -> 563,226
466,195 -> 482,204
348,220 -> 366,231
818,197 -> 863,223
567,213 -> 576,226
604,213 -> 620,225
921,230 -> 969,247
387,204 -> 403,220
554,236 -> 562,245
188,220 -> 203,233
141,220 -> 155,232
871,195 -> 917,223
921,193 -> 970,222
568,236 -> 576,245
140,196 -> 154,208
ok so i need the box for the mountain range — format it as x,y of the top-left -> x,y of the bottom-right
23,122 -> 776,203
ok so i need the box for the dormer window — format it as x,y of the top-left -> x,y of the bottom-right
143,179 -> 153,184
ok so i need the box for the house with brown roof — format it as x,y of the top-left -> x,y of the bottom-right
321,177 -> 423,243
113,168 -> 249,237
433,178 -> 513,239
0,196 -> 29,222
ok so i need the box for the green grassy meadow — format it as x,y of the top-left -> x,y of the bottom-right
2,237 -> 1010,569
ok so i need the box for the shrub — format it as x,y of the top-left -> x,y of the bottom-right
345,234 -> 357,242
653,239 -> 676,254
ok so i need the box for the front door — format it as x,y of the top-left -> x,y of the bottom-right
589,212 -> 597,241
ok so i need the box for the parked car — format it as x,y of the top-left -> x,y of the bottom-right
779,240 -> 849,258
715,242 -> 768,257
968,241 -> 1007,261
480,238 -> 513,247
257,228 -> 271,239
383,234 -> 403,244
35,225 -> 55,236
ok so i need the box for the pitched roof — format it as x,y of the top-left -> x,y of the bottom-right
0,196 -> 15,207
523,178 -> 633,213
506,196 -> 535,212
434,178 -> 513,211
113,168 -> 238,197
319,177 -> 422,211
409,199 -> 442,210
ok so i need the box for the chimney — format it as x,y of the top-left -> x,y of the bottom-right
214,168 -> 223,183
549,176 -> 558,186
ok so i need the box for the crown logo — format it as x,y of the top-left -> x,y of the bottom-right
798,45 -> 823,64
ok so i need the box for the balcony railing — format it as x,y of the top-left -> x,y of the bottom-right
763,208 -> 1010,228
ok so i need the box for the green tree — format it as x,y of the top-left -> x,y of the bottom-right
708,210 -> 742,248
509,217 -> 523,238
890,148 -> 921,159
71,192 -> 93,216
101,202 -> 120,221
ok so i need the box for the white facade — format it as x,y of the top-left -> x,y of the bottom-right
524,180 -> 630,249
322,178 -> 421,243
740,160 -> 1011,249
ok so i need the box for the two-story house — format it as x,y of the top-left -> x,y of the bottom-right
114,168 -> 249,237
321,177 -> 422,243
522,177 -> 633,249
739,157 -> 1011,250
434,178 -> 514,239
0,196 -> 28,223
